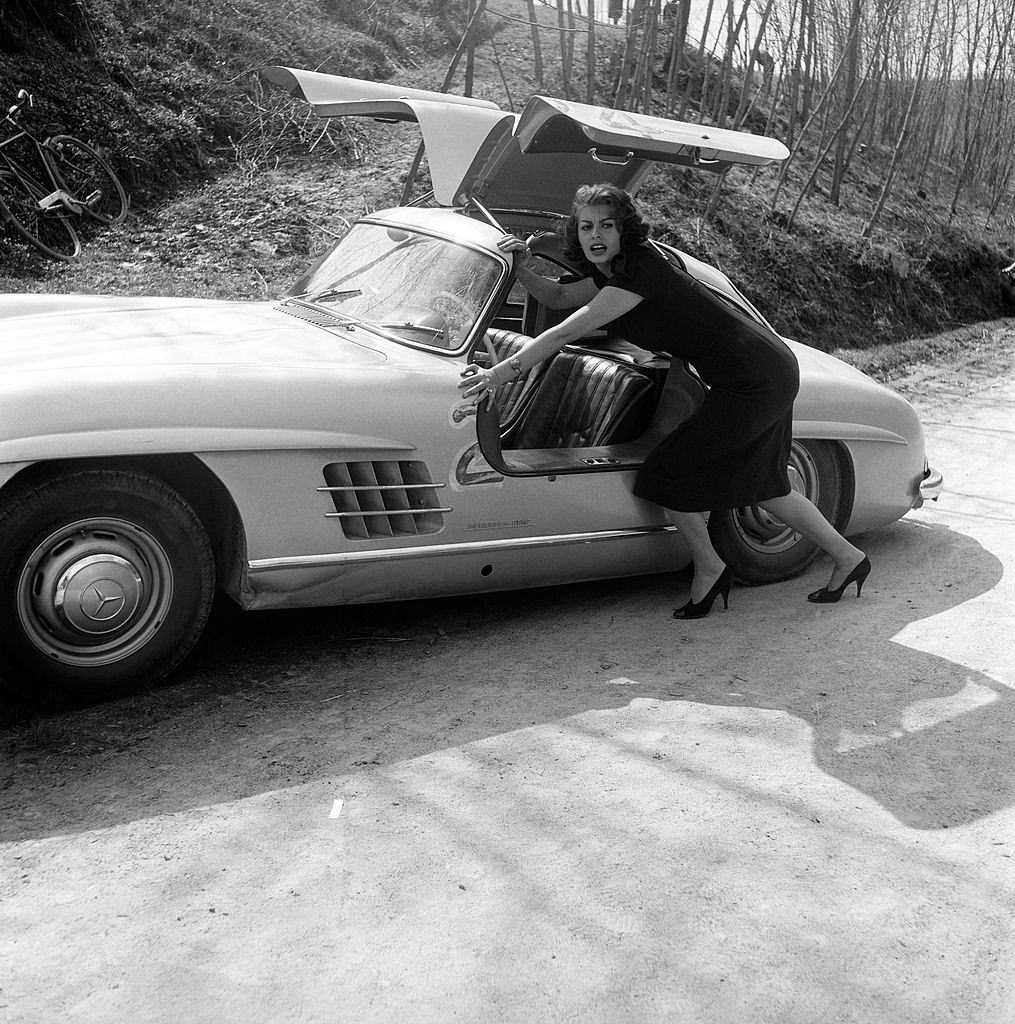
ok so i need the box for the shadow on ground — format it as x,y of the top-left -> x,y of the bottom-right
0,519 -> 1007,841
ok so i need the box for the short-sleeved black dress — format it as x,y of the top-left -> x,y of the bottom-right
591,243 -> 800,512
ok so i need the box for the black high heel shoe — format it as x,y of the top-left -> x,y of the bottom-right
807,555 -> 871,604
673,567 -> 733,620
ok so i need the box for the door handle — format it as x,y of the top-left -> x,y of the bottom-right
588,148 -> 634,166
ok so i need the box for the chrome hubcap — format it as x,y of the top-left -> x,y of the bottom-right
52,554 -> 143,635
17,518 -> 174,667
731,444 -> 820,555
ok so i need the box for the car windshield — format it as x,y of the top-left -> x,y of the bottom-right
288,222 -> 503,352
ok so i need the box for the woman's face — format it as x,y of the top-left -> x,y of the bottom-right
576,204 -> 622,267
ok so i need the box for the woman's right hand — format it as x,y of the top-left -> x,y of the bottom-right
457,363 -> 497,408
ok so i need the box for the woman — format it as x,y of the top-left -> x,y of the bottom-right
458,184 -> 869,619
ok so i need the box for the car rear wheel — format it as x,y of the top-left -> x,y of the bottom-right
708,439 -> 851,585
0,469 -> 215,707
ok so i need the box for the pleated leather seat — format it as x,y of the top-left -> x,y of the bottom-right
506,352 -> 654,449
485,328 -> 540,424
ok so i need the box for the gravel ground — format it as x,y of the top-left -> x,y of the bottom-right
1,320 -> 1013,1023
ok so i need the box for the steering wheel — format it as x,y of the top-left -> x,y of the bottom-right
431,290 -> 475,321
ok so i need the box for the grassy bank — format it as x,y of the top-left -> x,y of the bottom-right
1,0 -> 1013,353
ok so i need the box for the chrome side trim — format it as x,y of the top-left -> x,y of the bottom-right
248,523 -> 681,573
325,508 -> 453,518
316,482 -> 446,492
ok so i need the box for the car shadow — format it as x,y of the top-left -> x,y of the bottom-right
0,518 -> 1008,841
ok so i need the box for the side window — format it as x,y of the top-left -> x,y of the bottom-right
495,254 -> 578,335
505,255 -> 565,304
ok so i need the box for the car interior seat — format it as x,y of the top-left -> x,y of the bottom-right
503,351 -> 655,449
484,328 -> 540,422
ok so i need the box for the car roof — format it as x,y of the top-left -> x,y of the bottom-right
262,67 -> 789,212
360,205 -> 505,249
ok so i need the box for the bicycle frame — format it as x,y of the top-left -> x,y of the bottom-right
0,126 -> 84,216
0,88 -> 125,260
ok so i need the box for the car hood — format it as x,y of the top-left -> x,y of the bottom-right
0,294 -> 399,374
0,294 -> 456,460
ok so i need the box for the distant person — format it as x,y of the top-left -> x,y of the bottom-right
459,184 -> 870,619
608,0 -> 623,24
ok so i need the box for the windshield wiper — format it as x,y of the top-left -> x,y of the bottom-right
377,320 -> 446,339
289,287 -> 363,303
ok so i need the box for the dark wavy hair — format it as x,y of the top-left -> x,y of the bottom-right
559,183 -> 651,269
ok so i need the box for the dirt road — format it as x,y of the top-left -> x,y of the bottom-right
2,326 -> 1014,1023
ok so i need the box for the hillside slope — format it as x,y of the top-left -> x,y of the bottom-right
1,0 -> 1012,351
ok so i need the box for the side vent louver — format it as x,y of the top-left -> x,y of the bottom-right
319,461 -> 450,539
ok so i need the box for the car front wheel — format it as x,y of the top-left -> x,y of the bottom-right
707,439 -> 852,585
0,469 -> 215,706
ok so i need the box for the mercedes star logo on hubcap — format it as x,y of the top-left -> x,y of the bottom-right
81,580 -> 128,621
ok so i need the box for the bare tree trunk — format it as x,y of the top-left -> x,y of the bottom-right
712,0 -> 752,127
863,27 -> 890,152
586,0 -> 596,103
557,0 -> 572,99
732,0 -> 777,130
526,0 -> 544,89
828,0 -> 862,205
863,0 -> 941,239
985,158 -> 1015,225
770,11 -> 873,212
914,4 -> 956,193
633,0 -> 659,112
664,0 -> 690,115
399,0 -> 489,204
711,1 -> 736,126
938,0 -> 984,176
613,0 -> 645,109
948,1 -> 1015,220
981,47 -> 1013,194
702,172 -> 727,222
464,0 -> 476,96
786,5 -> 894,228
985,66 -> 1015,202
781,0 -> 804,146
839,55 -> 887,185
679,0 -> 715,118
757,0 -> 801,149
801,0 -> 817,127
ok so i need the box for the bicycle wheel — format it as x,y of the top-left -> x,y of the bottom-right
0,168 -> 81,260
45,134 -> 127,225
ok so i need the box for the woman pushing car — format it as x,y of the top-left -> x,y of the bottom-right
458,183 -> 870,619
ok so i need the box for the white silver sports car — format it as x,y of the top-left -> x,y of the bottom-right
0,68 -> 941,705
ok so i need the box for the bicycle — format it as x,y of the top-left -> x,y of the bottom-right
0,88 -> 128,261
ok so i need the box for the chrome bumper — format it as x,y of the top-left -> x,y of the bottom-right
914,464 -> 944,507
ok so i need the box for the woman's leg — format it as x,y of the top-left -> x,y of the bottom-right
757,490 -> 865,589
670,510 -> 728,602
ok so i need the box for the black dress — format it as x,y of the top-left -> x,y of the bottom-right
591,244 -> 800,512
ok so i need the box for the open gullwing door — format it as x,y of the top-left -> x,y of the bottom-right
261,66 -> 515,207
262,68 -> 790,214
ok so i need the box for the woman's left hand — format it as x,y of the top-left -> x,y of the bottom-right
458,363 -> 497,408
497,233 -> 535,268
496,233 -> 527,254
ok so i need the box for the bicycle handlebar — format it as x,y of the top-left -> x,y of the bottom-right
6,89 -> 34,123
